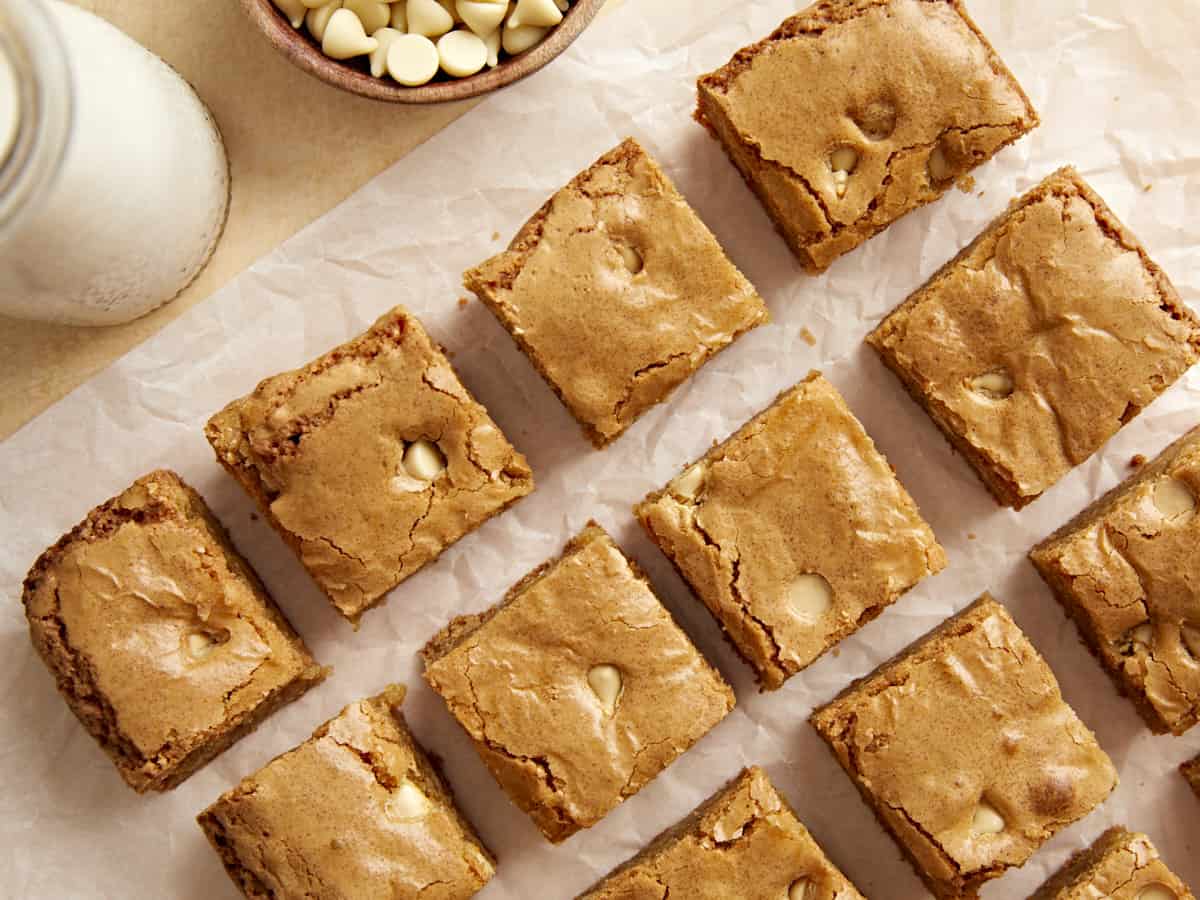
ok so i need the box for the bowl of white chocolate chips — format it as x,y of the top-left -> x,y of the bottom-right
244,0 -> 605,102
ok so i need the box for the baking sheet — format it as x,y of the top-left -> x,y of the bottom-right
2,0 -> 1199,895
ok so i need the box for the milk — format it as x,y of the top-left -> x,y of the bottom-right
0,1 -> 229,326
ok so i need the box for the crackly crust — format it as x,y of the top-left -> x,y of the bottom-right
696,0 -> 1038,273
21,470 -> 327,793
197,685 -> 496,899
422,523 -> 735,843
464,137 -> 768,448
1029,827 -> 1195,900
1030,425 -> 1200,735
869,167 -> 1200,510
636,371 -> 945,690
576,766 -> 865,899
810,596 -> 1117,900
205,306 -> 535,624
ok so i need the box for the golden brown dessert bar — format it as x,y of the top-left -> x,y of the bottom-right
206,306 -> 534,624
465,138 -> 768,448
198,685 -> 494,900
869,167 -> 1200,509
1031,426 -> 1200,735
811,595 -> 1117,900
636,371 -> 945,690
22,470 -> 327,793
422,523 -> 734,843
577,767 -> 865,900
1028,827 -> 1195,900
697,0 -> 1037,273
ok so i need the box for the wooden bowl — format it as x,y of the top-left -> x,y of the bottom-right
241,0 -> 607,103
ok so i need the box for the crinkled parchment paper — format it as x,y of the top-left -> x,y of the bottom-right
2,0 -> 1198,896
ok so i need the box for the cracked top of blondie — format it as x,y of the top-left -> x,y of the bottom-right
636,372 -> 945,689
464,138 -> 767,447
696,0 -> 1038,272
197,685 -> 496,899
205,307 -> 534,623
579,767 -> 865,900
811,595 -> 1118,900
422,523 -> 734,843
22,470 -> 326,792
869,168 -> 1200,509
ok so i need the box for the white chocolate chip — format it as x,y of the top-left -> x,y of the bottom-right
386,781 -> 430,820
390,1 -> 408,30
969,371 -> 1014,400
673,464 -> 706,501
273,0 -> 309,28
929,143 -> 953,183
1138,885 -> 1179,900
483,27 -> 501,66
403,438 -> 447,480
787,574 -> 833,626
830,146 -> 858,198
344,0 -> 390,32
370,28 -> 405,76
408,0 -> 455,37
616,243 -> 643,274
323,8 -> 379,58
186,632 -> 217,660
587,664 -> 623,716
387,33 -> 440,84
508,0 -> 562,28
1132,623 -> 1154,648
438,29 -> 487,77
711,820 -> 744,843
458,0 -> 508,35
502,21 -> 549,54
789,880 -> 812,900
305,1 -> 343,42
1153,477 -> 1195,519
971,800 -> 1005,835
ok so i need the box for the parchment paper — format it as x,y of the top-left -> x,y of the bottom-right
2,1 -> 1198,896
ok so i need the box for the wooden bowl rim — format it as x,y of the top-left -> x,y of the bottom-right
240,0 -> 607,104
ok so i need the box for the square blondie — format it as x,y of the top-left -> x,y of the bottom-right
464,138 -> 768,448
811,595 -> 1118,900
577,767 -> 865,900
869,168 -> 1200,509
636,372 -> 945,690
1029,827 -> 1195,900
422,523 -> 735,843
206,306 -> 534,624
696,0 -> 1038,273
21,470 -> 327,792
1031,426 -> 1200,735
198,685 -> 495,900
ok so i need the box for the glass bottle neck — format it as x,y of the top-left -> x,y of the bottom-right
0,0 -> 72,241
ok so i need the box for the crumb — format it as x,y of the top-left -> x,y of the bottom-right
250,512 -> 259,521
491,231 -> 500,241
1143,184 -> 1153,193
967,532 -> 977,540
800,327 -> 816,347
957,175 -> 976,193
1131,454 -> 1147,468
831,647 -> 841,658
458,297 -> 469,309
977,191 -> 986,198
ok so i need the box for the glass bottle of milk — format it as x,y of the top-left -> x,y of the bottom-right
0,0 -> 229,325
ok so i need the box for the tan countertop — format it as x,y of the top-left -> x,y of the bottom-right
0,0 -> 484,439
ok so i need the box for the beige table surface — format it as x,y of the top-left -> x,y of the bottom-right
0,1 -> 611,440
